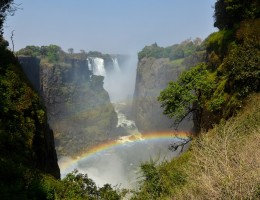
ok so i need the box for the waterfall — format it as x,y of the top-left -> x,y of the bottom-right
88,57 -> 106,77
86,58 -> 92,71
87,56 -> 121,76
112,57 -> 121,73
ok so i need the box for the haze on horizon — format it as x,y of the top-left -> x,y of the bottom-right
4,0 -> 217,55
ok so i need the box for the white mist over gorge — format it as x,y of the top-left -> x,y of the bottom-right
54,50 -> 193,188
18,44 -> 195,189
88,55 -> 138,102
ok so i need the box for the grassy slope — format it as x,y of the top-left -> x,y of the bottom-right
170,93 -> 260,199
132,94 -> 260,199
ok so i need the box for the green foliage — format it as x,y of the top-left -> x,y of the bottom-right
138,43 -> 165,60
222,19 -> 260,97
16,45 -> 42,57
0,64 -> 42,159
207,19 -> 260,118
159,17 -> 260,130
133,94 -> 260,200
138,38 -> 203,61
170,94 -> 260,199
158,63 -> 215,129
0,0 -> 15,36
204,30 -> 234,60
0,38 -> 61,199
131,153 -> 189,200
223,43 -> 260,96
51,170 -> 121,200
17,44 -> 66,63
214,0 -> 260,30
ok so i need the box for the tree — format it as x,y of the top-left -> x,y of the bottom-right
68,48 -> 74,54
158,63 -> 215,131
214,0 -> 260,30
0,0 -> 15,36
57,170 -> 121,200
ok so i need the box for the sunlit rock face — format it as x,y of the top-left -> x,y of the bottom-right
132,57 -> 180,133
19,55 -> 128,157
132,57 -> 196,133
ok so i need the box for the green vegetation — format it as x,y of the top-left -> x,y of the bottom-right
132,94 -> 260,199
17,45 -> 114,63
17,45 -> 67,63
214,0 -> 259,30
0,0 -> 15,35
0,36 -> 60,199
132,1 -> 260,199
0,4 -> 122,198
41,170 -> 123,200
138,38 -> 203,61
159,2 -> 260,130
17,44 -> 120,157
0,0 -> 259,199
170,95 -> 260,199
158,63 -> 215,131
131,154 -> 189,200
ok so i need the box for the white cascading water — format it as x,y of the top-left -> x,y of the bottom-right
92,57 -> 106,76
88,57 -> 121,76
111,57 -> 121,73
86,58 -> 92,71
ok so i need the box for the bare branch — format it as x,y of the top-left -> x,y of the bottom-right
168,136 -> 192,153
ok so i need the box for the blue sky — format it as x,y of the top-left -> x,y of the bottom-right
4,0 -> 217,54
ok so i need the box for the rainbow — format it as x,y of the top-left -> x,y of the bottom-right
59,131 -> 191,176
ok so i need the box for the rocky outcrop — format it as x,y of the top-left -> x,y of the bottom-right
34,118 -> 60,179
132,56 -> 203,133
19,56 -> 118,157
19,56 -> 41,92
132,57 -> 181,133
41,61 -> 118,157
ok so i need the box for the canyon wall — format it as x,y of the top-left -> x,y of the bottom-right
19,56 -> 120,157
132,44 -> 205,133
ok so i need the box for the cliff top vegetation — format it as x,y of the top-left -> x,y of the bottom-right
138,38 -> 204,61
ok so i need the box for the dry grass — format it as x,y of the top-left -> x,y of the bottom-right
171,94 -> 260,200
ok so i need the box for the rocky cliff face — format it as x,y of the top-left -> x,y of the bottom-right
19,56 -> 118,157
132,55 -> 204,133
132,40 -> 207,133
33,115 -> 60,178
19,56 -> 41,92
0,46 -> 60,179
132,57 -> 181,133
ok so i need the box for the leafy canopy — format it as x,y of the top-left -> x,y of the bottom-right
138,38 -> 203,60
214,0 -> 260,30
158,63 -> 215,128
0,0 -> 15,36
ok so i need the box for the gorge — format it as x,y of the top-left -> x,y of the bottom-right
17,40 -> 202,187
1,0 -> 259,198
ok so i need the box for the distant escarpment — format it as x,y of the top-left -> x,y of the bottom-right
18,45 -> 126,157
132,39 -> 205,133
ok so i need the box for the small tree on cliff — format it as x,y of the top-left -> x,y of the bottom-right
158,63 -> 215,132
